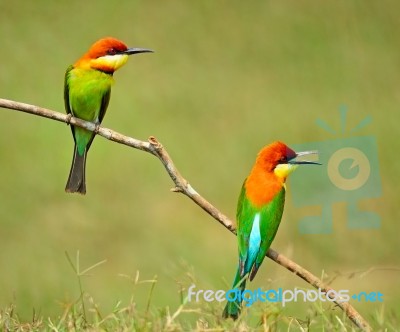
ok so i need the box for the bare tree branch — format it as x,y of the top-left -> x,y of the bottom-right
0,98 -> 371,331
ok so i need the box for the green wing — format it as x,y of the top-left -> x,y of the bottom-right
98,89 -> 111,124
64,65 -> 76,142
64,65 -> 73,115
236,179 -> 257,276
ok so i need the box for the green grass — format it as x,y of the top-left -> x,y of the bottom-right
0,0 -> 400,330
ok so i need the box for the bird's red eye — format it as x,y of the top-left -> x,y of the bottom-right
107,48 -> 117,55
279,156 -> 287,163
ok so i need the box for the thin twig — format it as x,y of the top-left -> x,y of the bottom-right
0,98 -> 371,331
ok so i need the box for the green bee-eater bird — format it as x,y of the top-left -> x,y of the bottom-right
64,37 -> 153,194
223,141 -> 320,319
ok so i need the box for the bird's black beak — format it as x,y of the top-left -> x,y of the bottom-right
124,48 -> 154,55
289,150 -> 321,165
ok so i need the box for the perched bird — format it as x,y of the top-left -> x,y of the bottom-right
64,37 -> 153,194
223,141 -> 320,319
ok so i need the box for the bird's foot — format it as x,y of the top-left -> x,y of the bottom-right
66,114 -> 72,125
94,123 -> 101,134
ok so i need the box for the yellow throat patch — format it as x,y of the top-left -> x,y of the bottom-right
91,54 -> 129,72
274,163 -> 298,182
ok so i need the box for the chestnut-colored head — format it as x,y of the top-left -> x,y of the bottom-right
256,141 -> 297,173
75,37 -> 153,73
86,38 -> 130,59
245,141 -> 320,206
256,141 -> 320,181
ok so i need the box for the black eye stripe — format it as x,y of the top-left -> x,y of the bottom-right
107,48 -> 117,55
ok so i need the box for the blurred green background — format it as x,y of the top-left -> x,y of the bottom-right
0,0 -> 399,326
